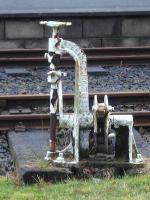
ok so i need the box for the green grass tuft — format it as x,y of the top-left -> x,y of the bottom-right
0,175 -> 149,200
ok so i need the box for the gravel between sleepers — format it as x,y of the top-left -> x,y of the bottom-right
0,65 -> 150,175
0,65 -> 150,95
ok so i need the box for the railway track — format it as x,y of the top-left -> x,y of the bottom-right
0,47 -> 150,130
1,46 -> 150,65
0,92 -> 150,131
0,47 -> 149,182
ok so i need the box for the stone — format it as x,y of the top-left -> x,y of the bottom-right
0,21 -> 4,39
70,38 -> 102,48
0,40 -> 24,49
102,38 -> 140,47
122,17 -> 150,37
5,20 -> 43,39
139,37 -> 150,46
25,39 -> 48,49
8,130 -> 72,184
83,18 -> 120,37
0,65 -> 150,95
0,73 -> 7,80
0,134 -> 14,174
134,129 -> 150,158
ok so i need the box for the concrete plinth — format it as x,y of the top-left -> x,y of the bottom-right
7,129 -> 72,184
133,129 -> 150,158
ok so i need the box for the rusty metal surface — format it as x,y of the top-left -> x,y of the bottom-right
1,91 -> 150,100
0,92 -> 150,111
1,111 -> 149,120
1,46 -> 150,55
0,55 -> 150,65
1,47 -> 150,65
0,111 -> 150,131
0,92 -> 150,131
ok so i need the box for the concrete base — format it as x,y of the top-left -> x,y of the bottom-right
7,129 -> 72,184
7,128 -> 149,184
133,129 -> 150,158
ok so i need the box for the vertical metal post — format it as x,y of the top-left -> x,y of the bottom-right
50,113 -> 57,154
49,88 -> 58,157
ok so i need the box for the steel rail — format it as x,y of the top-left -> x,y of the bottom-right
1,91 -> 150,100
0,111 -> 149,120
1,46 -> 150,55
0,55 -> 150,63
1,47 -> 150,65
0,92 -> 150,131
0,111 -> 149,131
0,92 -> 150,106
0,55 -> 150,60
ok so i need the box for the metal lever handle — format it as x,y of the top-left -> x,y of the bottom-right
40,21 -> 72,27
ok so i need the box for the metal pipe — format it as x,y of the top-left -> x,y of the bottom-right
50,113 -> 57,154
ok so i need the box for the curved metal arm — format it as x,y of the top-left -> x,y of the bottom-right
42,21 -> 91,164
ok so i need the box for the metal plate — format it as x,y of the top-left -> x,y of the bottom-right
9,108 -> 31,114
5,68 -> 30,75
88,66 -> 108,74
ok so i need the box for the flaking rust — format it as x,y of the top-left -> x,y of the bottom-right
40,21 -> 144,169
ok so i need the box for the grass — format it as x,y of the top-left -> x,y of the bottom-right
0,175 -> 149,200
35,159 -> 51,169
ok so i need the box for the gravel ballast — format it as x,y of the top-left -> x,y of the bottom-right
0,134 -> 14,175
0,65 -> 150,95
0,64 -> 150,175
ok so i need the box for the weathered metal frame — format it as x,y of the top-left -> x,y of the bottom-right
41,20 -> 144,166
